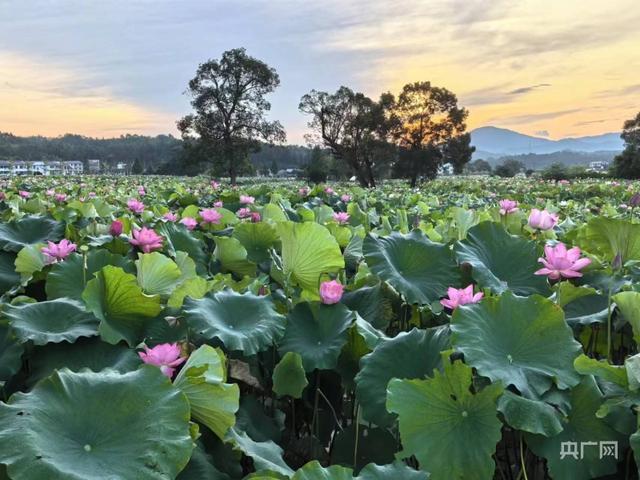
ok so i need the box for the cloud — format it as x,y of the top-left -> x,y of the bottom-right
535,130 -> 550,137
488,108 -> 582,125
508,84 -> 551,95
573,119 -> 606,126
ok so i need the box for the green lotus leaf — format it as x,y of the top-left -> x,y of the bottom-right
357,462 -> 428,480
451,292 -> 581,398
82,265 -> 162,346
526,376 -> 628,480
0,366 -> 193,480
276,221 -> 344,295
14,243 -> 46,284
574,217 -> 640,263
0,216 -> 64,252
174,345 -> 240,440
4,298 -> 99,345
168,276 -> 210,309
387,359 -> 503,480
158,222 -> 208,274
574,354 -> 628,388
175,250 -> 198,282
0,252 -> 20,296
362,230 -> 461,305
355,327 -> 449,427
233,222 -> 279,263
0,322 -> 23,387
235,396 -> 285,444
27,337 -> 140,387
454,222 -> 550,296
563,292 -> 609,326
214,236 -> 257,277
272,351 -> 308,398
497,391 -> 563,436
613,291 -> 640,343
279,302 -> 354,372
262,203 -> 288,222
226,427 -> 293,477
342,283 -> 393,330
292,461 -> 352,480
46,251 -> 132,301
136,251 -> 183,295
184,289 -> 285,355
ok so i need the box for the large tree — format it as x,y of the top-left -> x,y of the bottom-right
177,48 -> 285,184
612,112 -> 640,179
299,87 -> 390,187
388,81 -> 469,186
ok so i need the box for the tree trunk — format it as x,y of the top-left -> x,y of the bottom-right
364,158 -> 376,188
409,174 -> 417,188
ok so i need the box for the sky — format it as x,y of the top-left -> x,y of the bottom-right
0,0 -> 638,144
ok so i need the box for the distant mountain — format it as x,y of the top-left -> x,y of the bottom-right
470,126 -> 623,157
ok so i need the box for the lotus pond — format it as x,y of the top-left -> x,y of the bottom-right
0,176 -> 640,480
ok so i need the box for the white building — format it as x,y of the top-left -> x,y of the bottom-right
0,160 -> 86,176
63,161 -> 84,175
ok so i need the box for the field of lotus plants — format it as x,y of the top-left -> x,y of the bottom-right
1,175 -> 640,479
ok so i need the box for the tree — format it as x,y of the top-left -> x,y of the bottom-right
493,159 -> 525,178
612,112 -> 640,178
467,159 -> 492,174
131,158 -> 143,175
177,48 -> 285,184
388,81 -> 469,186
299,87 -> 390,187
442,132 -> 475,174
541,162 -> 568,181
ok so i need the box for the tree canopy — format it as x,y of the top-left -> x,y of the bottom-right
612,112 -> 640,179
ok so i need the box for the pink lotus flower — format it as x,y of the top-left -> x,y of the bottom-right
130,227 -> 163,253
109,220 -> 123,236
137,187 -> 146,196
250,212 -> 261,223
213,200 -> 223,208
333,212 -> 350,225
558,180 -> 570,185
499,199 -> 518,215
320,280 -> 344,304
41,239 -> 77,264
0,192 -> 5,201
535,243 -> 591,280
528,209 -> 559,230
240,195 -> 255,205
299,187 -> 309,196
138,343 -> 186,378
19,190 -> 30,198
325,187 -> 334,195
127,198 -> 144,214
440,285 -> 484,310
46,189 -> 55,196
341,194 -> 351,202
163,211 -> 178,222
180,217 -> 197,230
54,193 -> 67,202
237,207 -> 252,219
210,180 -> 220,190
200,208 -> 222,225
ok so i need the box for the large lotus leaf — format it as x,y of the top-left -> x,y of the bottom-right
4,298 -> 99,345
0,252 -> 20,295
234,396 -> 285,443
276,221 -> 344,294
174,345 -> 240,440
14,244 -> 46,284
0,366 -> 193,480
342,283 -> 393,330
158,222 -> 208,274
46,250 -> 132,301
225,427 -> 293,477
387,359 -> 503,480
279,302 -> 354,372
135,251 -> 182,295
27,337 -> 140,387
272,351 -> 308,398
357,462 -> 428,480
563,293 -> 609,326
184,290 -> 285,355
0,216 -> 64,252
0,322 -> 23,387
233,222 -> 279,263
613,291 -> 640,343
451,292 -> 581,398
214,236 -> 257,277
574,217 -> 640,263
355,327 -> 449,427
82,265 -> 162,346
454,222 -> 550,296
292,462 -> 353,480
362,230 -> 460,305
497,390 -> 563,436
526,376 -> 628,480
168,276 -> 210,309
